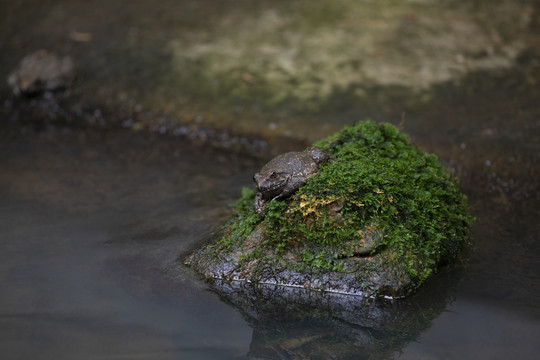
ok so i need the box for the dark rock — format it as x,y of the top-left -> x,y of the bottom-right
7,50 -> 75,96
186,121 -> 473,299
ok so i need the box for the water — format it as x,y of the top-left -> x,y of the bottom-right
0,125 -> 258,359
1,0 -> 539,359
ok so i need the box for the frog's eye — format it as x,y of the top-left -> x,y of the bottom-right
269,172 -> 277,179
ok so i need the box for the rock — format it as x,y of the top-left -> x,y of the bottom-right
7,50 -> 75,96
186,121 -> 473,299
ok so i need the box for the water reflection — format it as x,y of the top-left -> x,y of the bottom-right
398,298 -> 540,359
208,267 -> 462,359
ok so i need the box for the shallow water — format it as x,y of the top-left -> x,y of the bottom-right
0,125 -> 259,359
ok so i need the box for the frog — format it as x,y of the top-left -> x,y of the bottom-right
253,146 -> 331,214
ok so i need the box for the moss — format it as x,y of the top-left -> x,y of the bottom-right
313,122 -> 473,281
218,187 -> 260,249
217,121 -> 473,293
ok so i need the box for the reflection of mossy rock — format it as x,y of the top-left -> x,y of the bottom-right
208,275 -> 457,359
187,121 -> 473,298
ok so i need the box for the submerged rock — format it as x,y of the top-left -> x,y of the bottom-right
7,50 -> 75,96
186,121 -> 473,298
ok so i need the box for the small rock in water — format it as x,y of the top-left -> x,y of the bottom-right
7,50 -> 75,96
186,121 -> 474,299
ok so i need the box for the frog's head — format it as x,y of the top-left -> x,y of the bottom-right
253,170 -> 290,200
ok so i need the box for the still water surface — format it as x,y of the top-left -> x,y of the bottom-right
0,122 -> 538,359
0,125 -> 257,359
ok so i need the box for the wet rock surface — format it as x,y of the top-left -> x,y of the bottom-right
187,223 -> 405,297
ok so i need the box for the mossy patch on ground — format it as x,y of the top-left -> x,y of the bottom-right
188,121 -> 473,297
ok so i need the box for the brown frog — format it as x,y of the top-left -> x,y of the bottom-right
253,146 -> 330,214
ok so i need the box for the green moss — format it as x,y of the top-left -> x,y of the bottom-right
218,187 -> 260,249
219,121 -> 473,291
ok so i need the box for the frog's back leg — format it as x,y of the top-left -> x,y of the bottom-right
274,176 -> 306,199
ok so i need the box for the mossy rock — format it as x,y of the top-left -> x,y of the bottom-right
186,121 -> 473,298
